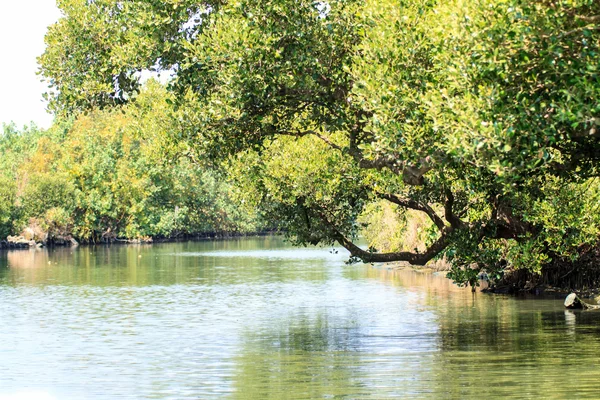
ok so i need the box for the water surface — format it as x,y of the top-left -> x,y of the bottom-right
1,237 -> 598,399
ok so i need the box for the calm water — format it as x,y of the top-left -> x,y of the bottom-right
1,237 -> 599,399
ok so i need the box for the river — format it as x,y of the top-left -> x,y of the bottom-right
1,237 -> 599,399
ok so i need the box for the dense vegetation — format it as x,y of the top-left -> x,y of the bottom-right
0,83 -> 263,244
21,0 -> 600,288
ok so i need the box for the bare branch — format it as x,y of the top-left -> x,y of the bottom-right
353,152 -> 437,185
379,193 -> 446,231
313,205 -> 451,265
313,132 -> 344,152
279,130 -> 344,151
333,228 -> 451,265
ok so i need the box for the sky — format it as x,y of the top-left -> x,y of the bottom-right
0,1 -> 61,129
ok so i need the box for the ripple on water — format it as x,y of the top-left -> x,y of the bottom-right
1,238 -> 600,399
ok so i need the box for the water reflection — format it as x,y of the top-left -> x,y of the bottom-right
0,240 -> 337,287
1,238 -> 600,399
233,314 -> 367,399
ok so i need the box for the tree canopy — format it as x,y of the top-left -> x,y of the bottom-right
39,0 -> 600,286
0,83 -> 262,243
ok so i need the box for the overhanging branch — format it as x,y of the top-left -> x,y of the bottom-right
333,228 -> 451,265
314,206 -> 452,265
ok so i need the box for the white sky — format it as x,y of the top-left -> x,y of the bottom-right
0,1 -> 61,129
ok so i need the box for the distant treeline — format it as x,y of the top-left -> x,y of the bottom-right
0,82 -> 267,244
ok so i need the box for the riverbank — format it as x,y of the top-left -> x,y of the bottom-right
481,244 -> 600,298
379,244 -> 600,299
0,231 -> 279,251
381,259 -> 598,300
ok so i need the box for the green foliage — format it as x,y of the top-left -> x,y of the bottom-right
41,207 -> 74,240
38,0 -> 600,286
358,202 -> 434,254
1,83 -> 263,242
40,0 -> 220,115
0,175 -> 17,239
228,134 -> 366,246
20,173 -> 75,221
0,123 -> 47,238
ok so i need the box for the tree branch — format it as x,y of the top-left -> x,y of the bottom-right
444,189 -> 463,228
561,25 -> 600,38
313,205 -> 452,265
576,15 -> 600,23
279,129 -> 344,151
356,155 -> 403,174
333,228 -> 451,265
379,193 -> 446,231
281,127 -> 438,187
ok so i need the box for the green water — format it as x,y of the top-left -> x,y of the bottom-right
0,237 -> 599,399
